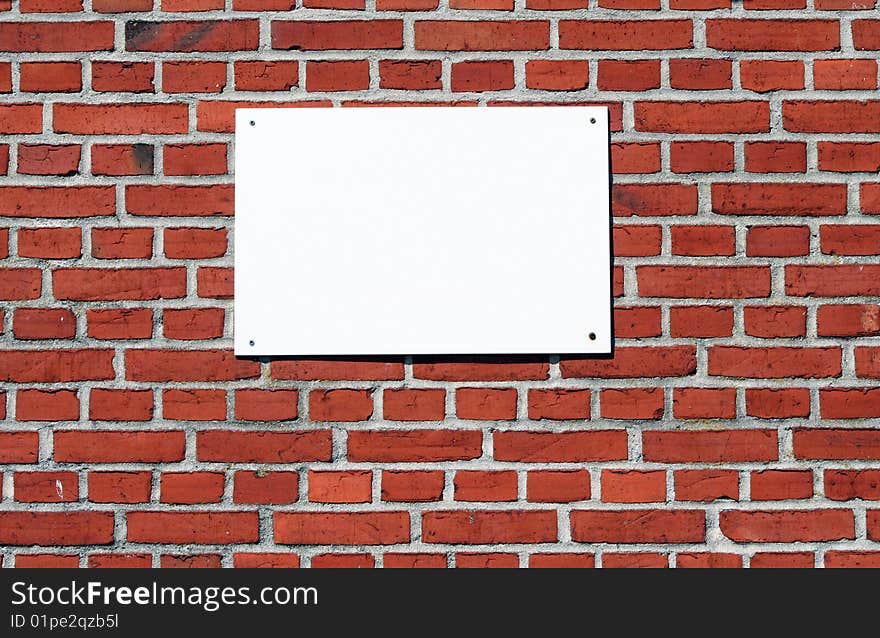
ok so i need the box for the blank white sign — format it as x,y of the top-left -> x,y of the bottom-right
234,106 -> 610,356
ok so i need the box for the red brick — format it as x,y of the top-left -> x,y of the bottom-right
160,472 -> 224,504
126,349 -> 259,382
163,389 -> 226,421
350,430 -> 481,462
126,20 -> 258,52
603,553 -> 668,568
0,432 -> 39,464
0,512 -> 114,546
611,143 -> 661,174
56,431 -> 184,463
814,59 -> 877,90
562,346 -> 696,379
92,61 -> 154,92
383,553 -> 446,568
379,60 -> 441,90
127,511 -> 259,544
197,430 -> 331,463
527,470 -> 590,503
164,143 -> 227,176
91,228 -> 153,259
383,389 -> 445,421
708,346 -> 841,378
713,182 -> 845,216
675,470 -> 739,502
1,187 -> 114,218
92,144 -> 154,176
818,305 -> 880,337
455,387 -> 516,420
751,470 -> 813,501
750,552 -> 814,568
89,388 -> 153,421
635,101 -> 769,133
644,430 -> 778,463
601,388 -> 664,420
747,225 -> 810,257
494,430 -> 627,462
571,510 -> 705,543
13,308 -> 76,339
454,471 -> 517,502
598,60 -> 660,91
602,470 -> 665,503
233,389 -> 297,422
310,389 -> 373,422
744,306 -> 807,338
15,472 -> 78,503
451,60 -> 514,92
707,19 -> 839,51
671,225 -> 736,256
720,509 -> 853,542
235,61 -> 299,91
18,227 -> 81,257
640,265 -> 770,299
273,359 -> 404,380
671,141 -> 734,173
745,388 -> 810,419
17,389 -> 78,421
307,60 -> 370,92
740,60 -> 804,92
163,308 -> 224,341
127,185 -> 233,217
787,265 -> 880,297
273,20 -> 403,50
795,429 -> 880,460
560,20 -> 692,50
525,60 -> 589,91
164,227 -> 227,259
673,387 -> 736,419
54,104 -> 187,134
309,471 -> 372,503
381,471 -> 444,502
233,554 -> 300,568
161,555 -> 221,568
819,142 -> 880,172
414,359 -> 548,381
669,58 -> 731,89
415,21 -> 549,51
825,552 -> 880,568
614,307 -> 662,338
87,308 -> 153,340
0,349 -> 114,382
821,226 -> 880,256
677,553 -> 742,568
456,553 -> 518,568
89,554 -> 152,568
529,553 -> 594,568
233,471 -> 298,504
670,305 -> 733,338
854,20 -> 880,49
88,472 -> 151,503
0,22 -> 115,52
527,388 -> 590,420
276,512 -> 409,545
54,268 -> 186,301
613,183 -> 699,217
784,101 -> 880,133
825,470 -> 880,501
17,144 -> 79,176
423,510 -> 555,544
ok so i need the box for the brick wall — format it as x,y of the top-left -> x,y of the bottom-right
1,0 -> 879,569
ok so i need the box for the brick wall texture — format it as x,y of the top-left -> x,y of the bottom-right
1,0 -> 879,569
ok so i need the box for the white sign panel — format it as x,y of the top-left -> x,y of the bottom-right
234,106 -> 611,356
